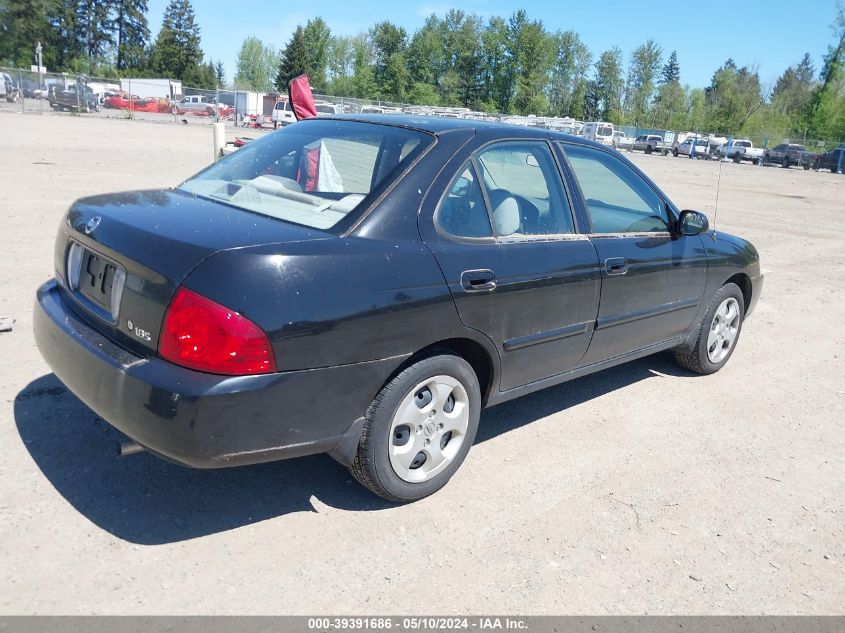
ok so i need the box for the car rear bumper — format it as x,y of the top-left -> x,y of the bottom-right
34,280 -> 405,468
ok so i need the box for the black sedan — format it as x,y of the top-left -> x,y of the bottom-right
33,116 -> 763,501
812,148 -> 844,173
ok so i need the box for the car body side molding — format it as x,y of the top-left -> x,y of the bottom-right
503,321 -> 592,351
595,296 -> 700,330
487,336 -> 684,407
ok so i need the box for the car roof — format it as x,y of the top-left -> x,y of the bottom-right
316,113 -> 594,145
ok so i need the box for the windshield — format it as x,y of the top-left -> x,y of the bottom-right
179,120 -> 432,230
597,125 -> 613,137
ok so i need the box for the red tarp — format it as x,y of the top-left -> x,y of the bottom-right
288,74 -> 317,121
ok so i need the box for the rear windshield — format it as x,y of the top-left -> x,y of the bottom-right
597,125 -> 613,137
179,120 -> 432,230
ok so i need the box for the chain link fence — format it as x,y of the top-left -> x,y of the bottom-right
1,65 -> 842,169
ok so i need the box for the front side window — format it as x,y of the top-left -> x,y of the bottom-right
562,143 -> 671,234
475,142 -> 574,236
179,120 -> 432,230
439,164 -> 493,238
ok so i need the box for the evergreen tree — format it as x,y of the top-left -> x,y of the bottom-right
275,26 -> 308,91
151,0 -> 203,81
215,59 -> 225,85
75,0 -> 115,64
0,0 -> 55,67
796,52 -> 815,85
661,50 -> 680,84
114,0 -> 150,71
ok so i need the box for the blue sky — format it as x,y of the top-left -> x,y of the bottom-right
148,0 -> 839,89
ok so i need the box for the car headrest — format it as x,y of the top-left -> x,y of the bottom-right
491,194 -> 520,236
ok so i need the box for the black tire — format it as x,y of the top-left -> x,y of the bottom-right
782,157 -> 790,168
672,147 -> 679,157
350,353 -> 481,502
803,162 -> 811,170
733,153 -> 741,164
645,145 -> 653,155
752,157 -> 760,165
674,282 -> 745,375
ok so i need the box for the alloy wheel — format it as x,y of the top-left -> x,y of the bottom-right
707,297 -> 740,363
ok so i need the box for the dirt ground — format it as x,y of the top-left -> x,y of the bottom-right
0,112 -> 842,615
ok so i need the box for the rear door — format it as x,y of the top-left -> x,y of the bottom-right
420,139 -> 601,391
558,142 -> 708,365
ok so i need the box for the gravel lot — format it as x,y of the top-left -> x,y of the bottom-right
0,112 -> 842,615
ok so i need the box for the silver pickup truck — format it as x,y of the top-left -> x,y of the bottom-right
716,139 -> 764,164
633,134 -> 670,154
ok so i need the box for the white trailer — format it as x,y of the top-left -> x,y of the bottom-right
120,78 -> 182,100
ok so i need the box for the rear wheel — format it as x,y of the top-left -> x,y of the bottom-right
733,153 -> 741,164
782,156 -> 790,168
675,283 -> 745,375
672,147 -> 679,157
350,353 -> 481,502
752,157 -> 760,165
645,145 -> 653,155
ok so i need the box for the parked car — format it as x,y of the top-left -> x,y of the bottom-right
716,139 -> 765,164
673,137 -> 710,157
171,94 -> 219,116
764,143 -> 806,168
633,134 -> 669,154
47,84 -> 99,112
811,148 -> 844,173
0,72 -> 22,103
582,121 -> 614,146
612,131 -> 633,150
315,103 -> 344,116
33,116 -> 762,502
272,98 -> 296,128
104,92 -> 149,109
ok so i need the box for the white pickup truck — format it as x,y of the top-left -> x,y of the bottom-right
717,139 -> 764,164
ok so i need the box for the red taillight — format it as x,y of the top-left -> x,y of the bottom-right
159,287 -> 276,375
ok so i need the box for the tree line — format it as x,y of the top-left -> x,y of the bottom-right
0,0 -> 224,87
1,0 -> 843,142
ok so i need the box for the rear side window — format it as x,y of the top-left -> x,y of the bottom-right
179,120 -> 432,230
562,143 -> 670,234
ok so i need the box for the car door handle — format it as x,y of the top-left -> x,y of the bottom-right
461,269 -> 496,292
605,257 -> 628,275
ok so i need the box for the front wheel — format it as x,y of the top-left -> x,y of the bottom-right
752,157 -> 760,165
675,283 -> 745,375
733,153 -> 741,164
782,157 -> 790,168
672,147 -> 679,157
350,353 -> 481,502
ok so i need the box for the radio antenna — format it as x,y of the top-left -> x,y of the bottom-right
712,150 -> 725,239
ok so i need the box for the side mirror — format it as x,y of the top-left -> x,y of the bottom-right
678,210 -> 709,236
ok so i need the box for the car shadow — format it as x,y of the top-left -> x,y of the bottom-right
15,354 -> 692,545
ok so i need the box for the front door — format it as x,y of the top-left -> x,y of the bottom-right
559,142 -> 708,365
420,140 -> 601,391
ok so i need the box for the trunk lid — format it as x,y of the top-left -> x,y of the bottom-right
54,188 -> 329,357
